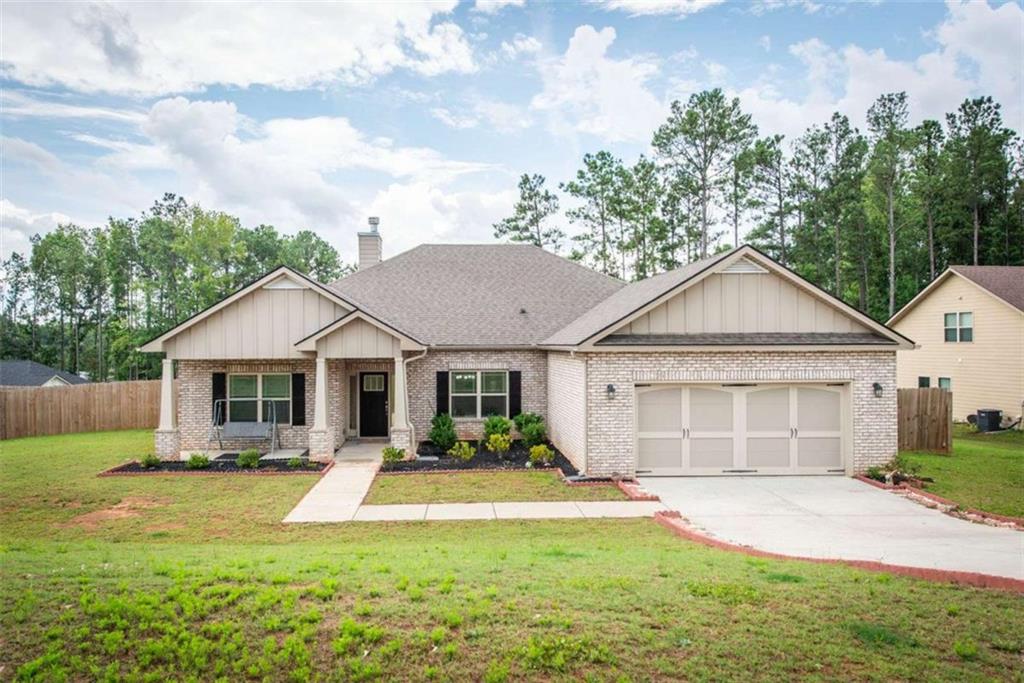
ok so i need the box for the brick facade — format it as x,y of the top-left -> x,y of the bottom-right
582,350 -> 897,477
546,352 -> 587,470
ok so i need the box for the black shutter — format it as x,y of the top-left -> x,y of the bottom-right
508,371 -> 522,418
436,371 -> 449,416
212,372 -> 226,425
291,373 -> 306,426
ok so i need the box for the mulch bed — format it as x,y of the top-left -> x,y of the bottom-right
100,458 -> 330,476
380,440 -> 580,476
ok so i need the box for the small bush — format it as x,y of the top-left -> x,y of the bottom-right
953,640 -> 978,660
428,413 -> 457,451
521,420 -> 547,447
287,457 -> 303,469
447,441 -> 476,462
865,466 -> 885,482
485,433 -> 512,456
529,444 -> 555,466
139,453 -> 161,469
483,415 -> 512,440
382,447 -> 405,463
513,412 -> 543,432
186,453 -> 211,470
237,448 -> 261,469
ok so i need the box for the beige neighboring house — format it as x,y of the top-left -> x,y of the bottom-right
141,220 -> 914,478
888,266 -> 1024,423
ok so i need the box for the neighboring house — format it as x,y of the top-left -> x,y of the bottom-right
141,222 -> 913,477
888,266 -> 1024,423
0,360 -> 90,388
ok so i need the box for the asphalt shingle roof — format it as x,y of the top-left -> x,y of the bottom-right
950,266 -> 1024,312
329,244 -> 624,346
0,360 -> 90,386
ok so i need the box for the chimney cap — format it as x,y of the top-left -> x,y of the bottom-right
367,216 -> 380,232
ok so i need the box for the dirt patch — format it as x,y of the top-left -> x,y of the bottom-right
62,496 -> 168,531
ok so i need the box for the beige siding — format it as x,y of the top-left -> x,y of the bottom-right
893,275 -> 1024,421
164,288 -> 349,360
316,318 -> 402,358
619,272 -> 871,336
547,352 -> 587,470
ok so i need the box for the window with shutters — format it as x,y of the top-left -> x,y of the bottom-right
450,370 -> 508,418
228,373 -> 291,424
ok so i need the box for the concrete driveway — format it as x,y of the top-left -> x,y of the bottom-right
640,476 -> 1024,580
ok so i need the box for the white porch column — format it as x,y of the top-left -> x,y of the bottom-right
313,357 -> 328,431
390,352 -> 412,452
158,358 -> 176,431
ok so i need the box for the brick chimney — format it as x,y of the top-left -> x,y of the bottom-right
358,217 -> 382,270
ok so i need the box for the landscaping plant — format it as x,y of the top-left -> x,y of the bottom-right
529,444 -> 555,466
521,420 -> 547,447
139,452 -> 161,469
483,415 -> 512,440
287,457 -> 304,469
513,412 -> 543,432
447,441 -> 476,462
485,433 -> 512,457
237,448 -> 261,469
428,413 -> 457,452
186,453 -> 211,470
382,446 -> 406,463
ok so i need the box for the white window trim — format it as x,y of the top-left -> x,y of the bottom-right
450,370 -> 509,419
228,372 -> 292,425
943,311 -> 973,343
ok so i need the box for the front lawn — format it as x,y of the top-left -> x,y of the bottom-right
364,471 -> 627,504
901,427 -> 1024,518
1,430 -> 1022,680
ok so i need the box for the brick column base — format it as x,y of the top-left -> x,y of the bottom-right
155,430 -> 181,460
390,427 -> 412,454
309,429 -> 336,462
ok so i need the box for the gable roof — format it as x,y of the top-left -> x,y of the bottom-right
888,265 -> 1024,326
544,245 -> 914,349
0,360 -> 90,387
329,244 -> 624,346
295,309 -> 426,351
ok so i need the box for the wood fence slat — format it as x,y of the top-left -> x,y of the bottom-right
897,387 -> 952,454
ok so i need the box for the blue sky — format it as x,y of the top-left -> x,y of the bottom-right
1,0 -> 1021,263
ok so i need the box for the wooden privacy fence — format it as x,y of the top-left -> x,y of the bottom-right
897,387 -> 953,453
0,380 -> 168,440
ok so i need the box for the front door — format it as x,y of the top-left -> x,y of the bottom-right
359,372 -> 388,437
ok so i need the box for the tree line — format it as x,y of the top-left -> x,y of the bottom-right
493,90 -> 1022,319
1,194 -> 349,381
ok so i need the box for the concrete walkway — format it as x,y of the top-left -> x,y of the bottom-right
641,476 -> 1024,580
283,461 -> 380,523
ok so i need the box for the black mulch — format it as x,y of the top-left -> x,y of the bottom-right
104,457 -> 328,475
380,440 -> 579,476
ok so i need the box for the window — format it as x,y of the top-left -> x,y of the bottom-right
917,377 -> 930,388
944,312 -> 973,342
363,374 -> 385,392
228,373 -> 290,424
450,370 -> 508,418
938,377 -> 951,391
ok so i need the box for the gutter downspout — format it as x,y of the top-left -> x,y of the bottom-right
402,348 -> 429,447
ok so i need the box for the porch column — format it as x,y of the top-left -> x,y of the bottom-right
154,358 -> 180,460
308,356 -> 334,462
390,352 -> 412,453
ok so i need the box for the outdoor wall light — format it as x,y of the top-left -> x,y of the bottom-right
873,382 -> 883,398
606,384 -> 616,399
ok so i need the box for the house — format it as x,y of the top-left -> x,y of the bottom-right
0,360 -> 90,387
888,265 -> 1024,423
140,221 -> 914,477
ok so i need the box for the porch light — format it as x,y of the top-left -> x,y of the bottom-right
873,382 -> 883,398
606,384 -> 616,399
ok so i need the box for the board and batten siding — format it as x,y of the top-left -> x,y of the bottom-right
546,352 -> 587,471
618,272 -> 872,336
315,318 -> 403,358
892,274 -> 1024,421
163,287 -> 349,359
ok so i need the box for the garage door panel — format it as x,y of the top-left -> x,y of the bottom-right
797,388 -> 840,431
638,388 -> 682,432
747,437 -> 791,468
638,438 -> 683,470
746,387 -> 789,431
689,438 -> 733,468
797,437 -> 842,468
689,388 -> 733,432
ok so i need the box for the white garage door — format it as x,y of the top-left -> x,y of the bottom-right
636,384 -> 845,475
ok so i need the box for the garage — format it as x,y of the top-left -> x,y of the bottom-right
635,383 -> 847,476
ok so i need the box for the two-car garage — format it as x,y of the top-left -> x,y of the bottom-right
635,383 -> 848,476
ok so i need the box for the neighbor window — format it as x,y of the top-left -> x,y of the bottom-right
938,377 -> 951,391
917,377 -> 930,388
450,370 -> 508,418
228,373 -> 291,424
944,312 -> 973,342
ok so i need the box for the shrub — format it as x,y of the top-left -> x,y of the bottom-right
513,412 -> 543,432
485,433 -> 512,456
447,441 -> 476,462
483,415 -> 512,440
953,640 -> 978,660
287,457 -> 303,469
521,420 -> 547,447
529,444 -> 555,466
428,413 -> 457,452
186,453 -> 211,470
237,448 -> 261,469
864,466 -> 885,482
139,453 -> 161,469
382,447 -> 406,463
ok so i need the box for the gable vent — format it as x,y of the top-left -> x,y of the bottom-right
722,257 -> 768,274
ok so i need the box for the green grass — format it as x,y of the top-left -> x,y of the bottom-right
901,427 -> 1024,518
364,471 -> 627,504
2,430 -> 1023,680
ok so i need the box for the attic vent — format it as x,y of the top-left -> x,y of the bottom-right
722,257 -> 768,274
262,275 -> 307,290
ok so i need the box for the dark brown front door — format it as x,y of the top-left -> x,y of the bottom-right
359,372 -> 388,437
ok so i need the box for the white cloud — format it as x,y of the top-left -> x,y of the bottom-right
1,2 -> 476,96
530,25 -> 665,143
0,199 -> 73,259
500,34 -> 543,59
1,91 -> 146,123
431,99 -> 534,133
758,35 -> 772,52
749,0 -> 822,15
431,107 -> 479,129
597,0 -> 725,17
472,0 -> 525,15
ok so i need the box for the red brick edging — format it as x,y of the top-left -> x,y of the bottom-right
98,459 -> 335,477
854,475 -> 1024,529
654,510 -> 1024,592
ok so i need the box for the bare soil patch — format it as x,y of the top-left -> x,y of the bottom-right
62,496 -> 167,530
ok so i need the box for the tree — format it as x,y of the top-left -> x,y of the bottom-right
280,230 -> 346,281
789,125 -> 829,284
618,156 -> 664,280
653,89 -> 756,257
562,151 -> 621,276
493,174 -> 565,251
748,135 -> 793,264
823,113 -> 867,297
909,120 -> 944,281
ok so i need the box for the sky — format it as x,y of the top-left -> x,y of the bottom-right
1,0 -> 1022,264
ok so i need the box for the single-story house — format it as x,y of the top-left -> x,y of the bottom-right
141,222 -> 914,477
888,265 -> 1023,423
0,360 -> 90,387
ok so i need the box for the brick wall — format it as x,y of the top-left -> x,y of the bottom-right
405,350 -> 547,443
583,350 -> 897,477
546,352 -> 587,470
